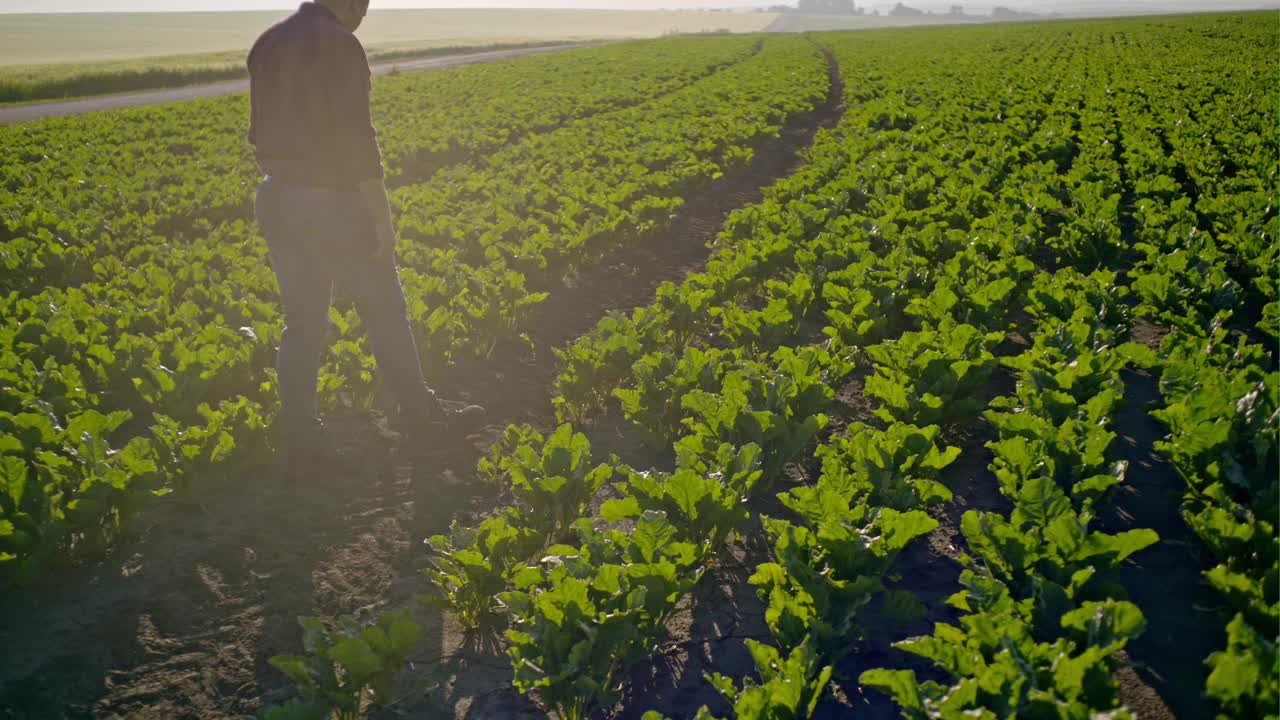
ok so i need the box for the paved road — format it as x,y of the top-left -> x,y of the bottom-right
0,43 -> 586,125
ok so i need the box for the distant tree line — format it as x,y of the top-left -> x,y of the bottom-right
768,1 -> 1051,20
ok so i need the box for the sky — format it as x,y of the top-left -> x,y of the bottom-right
1,0 -> 1276,12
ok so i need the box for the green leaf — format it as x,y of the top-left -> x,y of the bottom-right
0,456 -> 27,508
298,617 -> 329,654
600,496 -> 641,522
381,611 -> 422,657
1061,600 -> 1147,650
1073,473 -> 1122,500
1206,613 -> 1277,709
1082,527 -> 1160,564
748,562 -> 789,589
631,510 -> 677,563
860,668 -> 925,710
592,564 -> 625,595
327,637 -> 380,685
666,469 -> 711,523
268,654 -> 316,686
879,508 -> 939,551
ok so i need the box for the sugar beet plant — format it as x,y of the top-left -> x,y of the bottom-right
422,423 -> 617,628
264,610 -> 425,720
1100,19 -> 1279,714
0,35 -> 820,577
558,15 -> 1277,719
862,270 -> 1159,718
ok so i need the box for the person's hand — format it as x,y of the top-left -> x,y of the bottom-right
357,178 -> 397,260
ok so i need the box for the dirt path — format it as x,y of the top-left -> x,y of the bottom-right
1096,319 -> 1223,720
0,46 -> 845,720
0,44 -> 586,126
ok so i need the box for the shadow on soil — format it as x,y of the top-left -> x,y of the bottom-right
1095,362 -> 1222,720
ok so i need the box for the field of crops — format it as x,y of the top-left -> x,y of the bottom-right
0,11 -> 1276,720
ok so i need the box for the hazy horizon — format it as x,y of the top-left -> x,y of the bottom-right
2,0 -> 1277,15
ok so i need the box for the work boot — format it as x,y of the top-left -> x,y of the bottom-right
397,395 -> 487,455
271,418 -> 336,483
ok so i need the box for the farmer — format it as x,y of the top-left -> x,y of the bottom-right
247,0 -> 483,466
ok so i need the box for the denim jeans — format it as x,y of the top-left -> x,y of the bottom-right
254,175 -> 433,438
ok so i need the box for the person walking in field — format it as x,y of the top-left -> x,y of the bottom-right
248,0 -> 484,467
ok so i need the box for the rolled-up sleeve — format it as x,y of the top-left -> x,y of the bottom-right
334,35 -> 384,182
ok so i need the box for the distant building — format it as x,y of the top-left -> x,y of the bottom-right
889,2 -> 925,16
797,0 -> 859,13
991,5 -> 1040,19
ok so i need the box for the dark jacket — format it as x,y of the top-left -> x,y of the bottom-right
248,2 -> 384,189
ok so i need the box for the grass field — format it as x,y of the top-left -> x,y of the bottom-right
0,41 -> 563,105
0,8 -> 775,103
0,9 -> 776,66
